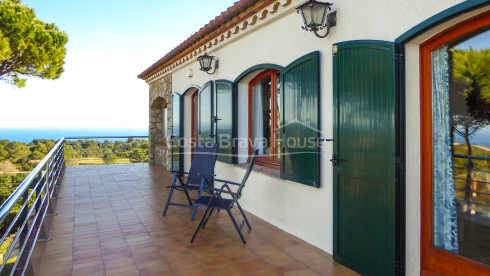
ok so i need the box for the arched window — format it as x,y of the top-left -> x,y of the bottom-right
248,69 -> 281,168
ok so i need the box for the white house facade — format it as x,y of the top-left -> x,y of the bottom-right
139,1 -> 490,275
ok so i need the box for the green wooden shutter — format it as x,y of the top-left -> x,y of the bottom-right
332,40 -> 396,276
171,92 -> 182,171
280,51 -> 320,187
215,80 -> 234,163
198,81 -> 214,144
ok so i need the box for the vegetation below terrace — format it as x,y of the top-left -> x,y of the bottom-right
0,138 -> 148,235
64,138 -> 148,166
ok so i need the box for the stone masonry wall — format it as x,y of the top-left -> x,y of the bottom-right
149,74 -> 172,169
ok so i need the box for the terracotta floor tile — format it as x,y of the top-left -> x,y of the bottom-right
38,261 -> 72,275
34,164 -> 358,276
71,255 -> 103,266
101,246 -> 131,257
283,268 -> 321,276
105,264 -> 139,276
73,270 -> 105,276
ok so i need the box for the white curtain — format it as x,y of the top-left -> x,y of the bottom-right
253,83 -> 265,154
432,45 -> 459,253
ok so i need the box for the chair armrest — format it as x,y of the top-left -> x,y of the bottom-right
167,184 -> 200,189
214,178 -> 240,186
170,170 -> 189,174
170,170 -> 189,175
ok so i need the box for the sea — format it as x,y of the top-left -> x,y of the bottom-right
453,127 -> 490,148
0,127 -> 148,143
0,126 -> 488,147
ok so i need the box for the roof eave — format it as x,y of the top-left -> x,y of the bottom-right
138,0 -> 277,81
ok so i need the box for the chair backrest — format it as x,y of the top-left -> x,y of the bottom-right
187,143 -> 219,185
234,149 -> 259,200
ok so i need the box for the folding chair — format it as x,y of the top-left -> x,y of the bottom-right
190,149 -> 258,244
163,143 -> 218,221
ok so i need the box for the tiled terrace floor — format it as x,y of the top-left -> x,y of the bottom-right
34,163 -> 357,276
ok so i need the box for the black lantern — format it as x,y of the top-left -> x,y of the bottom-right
297,0 -> 336,38
197,52 -> 219,74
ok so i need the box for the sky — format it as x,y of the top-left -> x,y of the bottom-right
454,30 -> 489,50
0,0 -> 238,129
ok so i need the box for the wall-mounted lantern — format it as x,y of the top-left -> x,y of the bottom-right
197,53 -> 219,75
297,0 -> 336,38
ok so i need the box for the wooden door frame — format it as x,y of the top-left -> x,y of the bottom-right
248,69 -> 281,169
419,11 -> 490,276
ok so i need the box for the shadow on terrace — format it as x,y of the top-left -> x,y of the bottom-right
0,137 -> 357,276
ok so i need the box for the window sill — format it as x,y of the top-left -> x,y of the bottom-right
234,162 -> 281,179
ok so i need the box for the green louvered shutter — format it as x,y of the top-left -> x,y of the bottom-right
280,51 -> 320,187
332,40 -> 396,276
171,92 -> 182,171
215,80 -> 234,163
198,82 -> 214,144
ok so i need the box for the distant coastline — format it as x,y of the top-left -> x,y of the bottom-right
0,127 -> 148,143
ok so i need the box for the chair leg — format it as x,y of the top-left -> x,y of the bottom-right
202,208 -> 215,229
184,190 -> 193,206
190,184 -> 205,221
221,198 -> 246,244
190,203 -> 213,243
176,175 -> 193,206
163,175 -> 178,216
236,202 -> 251,230
191,205 -> 198,221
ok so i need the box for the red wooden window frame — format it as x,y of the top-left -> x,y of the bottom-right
420,11 -> 490,276
248,69 -> 281,169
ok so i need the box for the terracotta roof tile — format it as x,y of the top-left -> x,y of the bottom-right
138,0 -> 277,80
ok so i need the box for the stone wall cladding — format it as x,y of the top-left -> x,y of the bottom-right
149,74 -> 172,170
154,146 -> 167,168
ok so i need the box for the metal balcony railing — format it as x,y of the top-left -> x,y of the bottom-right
453,154 -> 490,220
0,135 -> 148,275
0,138 -> 65,276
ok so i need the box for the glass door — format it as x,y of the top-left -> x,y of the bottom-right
420,12 -> 490,275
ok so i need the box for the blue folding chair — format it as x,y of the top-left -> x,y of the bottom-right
163,143 -> 218,221
190,149 -> 258,244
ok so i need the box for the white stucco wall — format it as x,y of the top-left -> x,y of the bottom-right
402,6 -> 489,276
145,0 -> 488,275
404,43 -> 422,276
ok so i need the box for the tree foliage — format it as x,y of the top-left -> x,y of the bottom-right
0,138 -> 148,235
450,47 -> 490,142
64,138 -> 149,165
450,47 -> 490,214
452,48 -> 490,100
0,0 -> 68,88
0,160 -> 18,175
0,139 -> 54,171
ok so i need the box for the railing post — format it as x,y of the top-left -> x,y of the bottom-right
55,146 -> 63,190
51,153 -> 61,200
45,157 -> 56,217
38,160 -> 52,242
18,189 -> 30,253
34,172 -> 43,216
